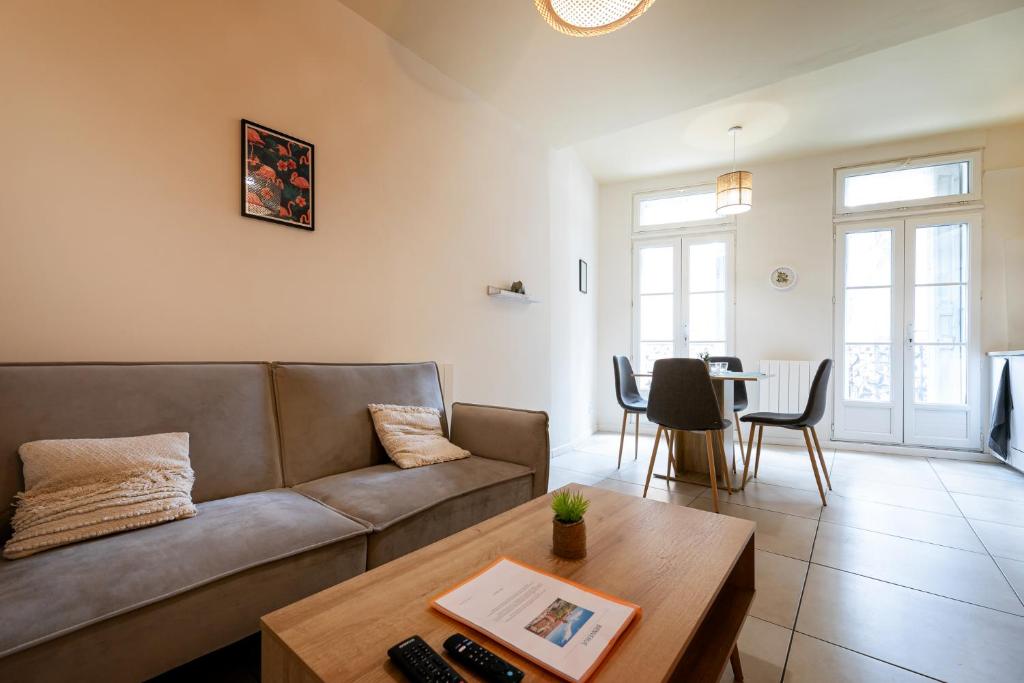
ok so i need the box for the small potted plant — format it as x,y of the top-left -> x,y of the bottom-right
551,488 -> 589,560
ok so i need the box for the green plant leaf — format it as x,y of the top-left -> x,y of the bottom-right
551,488 -> 589,523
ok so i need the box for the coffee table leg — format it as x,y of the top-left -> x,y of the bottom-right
730,645 -> 744,680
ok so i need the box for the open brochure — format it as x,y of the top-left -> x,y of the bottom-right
432,557 -> 640,682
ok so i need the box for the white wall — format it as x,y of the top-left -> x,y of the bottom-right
0,0 -> 554,413
549,149 -> 599,451
595,123 -> 1024,443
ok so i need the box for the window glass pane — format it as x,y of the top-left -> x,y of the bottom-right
638,190 -> 718,226
689,292 -> 726,342
640,294 -> 673,341
845,344 -> 892,402
689,342 -> 726,359
845,288 -> 891,343
639,246 -> 674,294
916,224 -> 967,284
845,231 -> 891,287
843,161 -> 969,208
913,345 -> 966,405
689,242 -> 726,292
915,285 -> 966,344
638,341 -> 673,391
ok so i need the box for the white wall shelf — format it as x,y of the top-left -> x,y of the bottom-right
486,286 -> 541,304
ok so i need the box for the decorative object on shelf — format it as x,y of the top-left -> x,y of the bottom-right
551,488 -> 589,559
578,259 -> 588,293
716,126 -> 752,216
486,285 -> 541,303
769,266 -> 797,290
510,280 -> 526,294
242,119 -> 314,231
534,0 -> 657,37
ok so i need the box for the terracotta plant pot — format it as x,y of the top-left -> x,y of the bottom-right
552,518 -> 587,559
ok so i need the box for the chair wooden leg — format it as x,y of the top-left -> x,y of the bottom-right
642,426 -> 663,498
704,431 -> 720,513
665,430 -> 674,478
801,428 -> 828,506
810,426 -> 832,490
634,412 -> 640,460
754,426 -> 764,478
733,411 -> 744,473
740,423 -> 756,488
715,429 -> 733,494
617,410 -> 628,469
730,645 -> 744,681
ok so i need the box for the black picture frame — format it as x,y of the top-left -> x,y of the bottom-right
579,259 -> 588,293
241,119 -> 315,231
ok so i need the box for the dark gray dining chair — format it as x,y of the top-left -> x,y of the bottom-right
612,356 -> 647,468
708,355 -> 748,470
642,358 -> 733,512
740,359 -> 833,505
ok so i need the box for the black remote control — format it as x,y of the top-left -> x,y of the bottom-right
443,633 -> 525,682
388,635 -> 466,683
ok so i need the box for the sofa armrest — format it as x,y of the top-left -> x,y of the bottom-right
449,402 -> 550,498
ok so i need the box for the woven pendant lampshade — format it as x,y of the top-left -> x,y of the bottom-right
716,171 -> 753,215
716,126 -> 753,215
534,0 -> 657,37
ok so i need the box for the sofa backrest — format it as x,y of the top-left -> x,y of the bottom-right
0,363 -> 282,536
272,362 -> 446,486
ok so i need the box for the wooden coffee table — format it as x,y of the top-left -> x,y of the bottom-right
261,484 -> 755,682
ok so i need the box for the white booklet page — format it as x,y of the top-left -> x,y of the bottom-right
432,557 -> 640,682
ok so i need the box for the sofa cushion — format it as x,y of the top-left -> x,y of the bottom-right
272,362 -> 447,485
295,456 -> 534,567
0,489 -> 368,658
0,363 -> 283,538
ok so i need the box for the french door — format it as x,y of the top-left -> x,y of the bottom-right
834,212 -> 982,449
633,233 -> 735,388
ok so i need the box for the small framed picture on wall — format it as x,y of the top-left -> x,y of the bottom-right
241,119 -> 314,231
579,259 -> 588,294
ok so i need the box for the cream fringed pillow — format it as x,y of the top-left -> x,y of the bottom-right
3,433 -> 196,560
368,404 -> 470,469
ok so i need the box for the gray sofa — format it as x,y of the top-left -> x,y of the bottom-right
0,362 -> 549,682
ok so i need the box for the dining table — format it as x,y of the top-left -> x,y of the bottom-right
633,369 -> 766,489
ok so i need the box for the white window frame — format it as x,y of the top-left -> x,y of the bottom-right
630,232 -> 737,382
632,183 -> 736,234
834,150 -> 982,216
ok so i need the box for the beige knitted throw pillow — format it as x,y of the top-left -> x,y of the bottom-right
368,404 -> 470,469
4,432 -> 196,560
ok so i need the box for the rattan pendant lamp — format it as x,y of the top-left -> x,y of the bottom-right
534,0 -> 657,37
716,126 -> 753,215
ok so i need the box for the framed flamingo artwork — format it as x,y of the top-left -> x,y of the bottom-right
241,119 -> 314,230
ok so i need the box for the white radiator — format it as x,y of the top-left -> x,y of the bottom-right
757,360 -> 811,414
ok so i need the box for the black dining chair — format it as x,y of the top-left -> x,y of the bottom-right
739,359 -> 833,505
708,355 -> 748,470
612,356 -> 649,468
642,358 -> 733,512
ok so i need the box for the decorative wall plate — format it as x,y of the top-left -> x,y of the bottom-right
769,266 -> 797,290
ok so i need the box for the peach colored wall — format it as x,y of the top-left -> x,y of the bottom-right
0,0 -> 553,411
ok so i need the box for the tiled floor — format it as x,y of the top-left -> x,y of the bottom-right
551,433 -> 1024,683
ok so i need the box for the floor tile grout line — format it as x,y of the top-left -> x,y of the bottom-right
807,560 -> 1024,619
777,485 -> 824,681
927,457 -> 1024,610
790,630 -> 947,682
815,518 -> 991,556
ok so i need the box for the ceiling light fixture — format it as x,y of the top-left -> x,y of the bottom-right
534,0 -> 657,37
716,126 -> 753,215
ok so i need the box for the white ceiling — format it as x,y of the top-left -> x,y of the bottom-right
577,8 -> 1024,181
339,0 -> 1024,180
